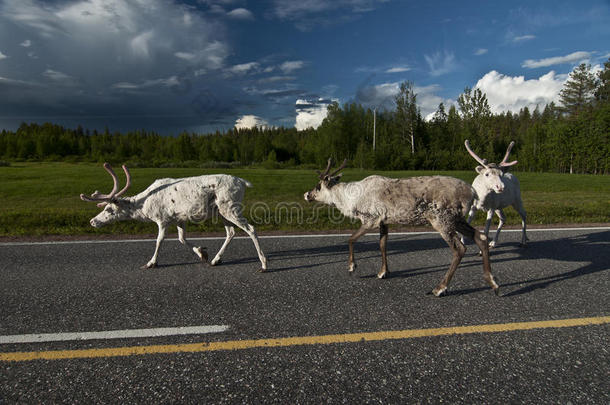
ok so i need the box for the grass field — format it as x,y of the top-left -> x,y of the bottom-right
0,162 -> 608,237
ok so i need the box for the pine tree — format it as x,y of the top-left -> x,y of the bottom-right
559,63 -> 596,117
595,58 -> 610,104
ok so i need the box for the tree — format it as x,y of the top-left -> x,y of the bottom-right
457,87 -> 492,152
559,63 -> 596,117
457,87 -> 492,121
394,81 -> 419,154
595,58 -> 610,104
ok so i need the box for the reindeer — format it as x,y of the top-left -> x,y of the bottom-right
463,140 -> 527,250
304,159 -> 499,296
80,163 -> 267,271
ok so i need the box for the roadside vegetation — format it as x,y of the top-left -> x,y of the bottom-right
0,163 -> 608,237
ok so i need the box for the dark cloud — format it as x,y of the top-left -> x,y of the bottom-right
0,0 -> 240,133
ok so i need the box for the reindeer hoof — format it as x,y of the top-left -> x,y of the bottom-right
210,257 -> 222,266
429,287 -> 447,297
377,271 -> 387,279
258,268 -> 267,273
494,287 -> 500,296
141,263 -> 156,269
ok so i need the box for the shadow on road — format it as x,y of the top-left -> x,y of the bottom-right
264,230 -> 610,297
495,230 -> 610,297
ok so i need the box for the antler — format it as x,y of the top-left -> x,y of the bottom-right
80,163 -> 131,206
499,141 -> 518,168
317,158 -> 348,179
328,158 -> 348,178
316,158 -> 334,179
464,140 -> 488,167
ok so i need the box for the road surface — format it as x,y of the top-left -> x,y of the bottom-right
1,227 -> 609,403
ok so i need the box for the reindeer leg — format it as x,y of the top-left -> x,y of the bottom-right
460,206 -> 476,245
378,222 -> 389,279
218,208 -> 267,272
483,209 -> 493,240
348,224 -> 370,274
473,230 -> 499,295
477,209 -> 494,255
210,217 -> 236,266
143,223 -> 166,269
514,200 -> 528,246
177,223 -> 208,264
491,209 -> 506,248
431,230 -> 466,297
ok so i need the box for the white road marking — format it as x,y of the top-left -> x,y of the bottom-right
0,325 -> 230,344
0,227 -> 608,246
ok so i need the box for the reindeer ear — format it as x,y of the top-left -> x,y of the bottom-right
327,174 -> 342,187
475,165 -> 486,174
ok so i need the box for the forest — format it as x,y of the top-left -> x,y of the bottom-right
1,61 -> 608,174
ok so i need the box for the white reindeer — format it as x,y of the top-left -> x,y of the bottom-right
463,140 -> 527,249
80,163 -> 267,271
304,159 -> 499,296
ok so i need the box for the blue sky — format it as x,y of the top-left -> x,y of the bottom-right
0,0 -> 608,134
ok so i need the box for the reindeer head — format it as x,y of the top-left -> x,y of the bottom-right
465,140 -> 517,194
304,158 -> 347,202
80,163 -> 132,227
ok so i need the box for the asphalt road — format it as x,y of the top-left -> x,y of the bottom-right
1,228 -> 609,404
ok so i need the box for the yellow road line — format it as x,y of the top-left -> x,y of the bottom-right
1,316 -> 608,362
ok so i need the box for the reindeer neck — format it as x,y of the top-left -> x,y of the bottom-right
122,196 -> 147,221
324,182 -> 354,211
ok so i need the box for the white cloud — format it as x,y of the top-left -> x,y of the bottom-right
175,52 -> 197,61
522,51 -> 591,68
235,115 -> 269,129
258,75 -> 295,84
474,70 -> 566,114
0,75 -> 39,87
513,34 -> 536,42
20,40 -> 31,47
414,85 -> 455,121
0,51 -> 7,60
272,0 -> 386,20
474,48 -> 488,56
227,8 -> 254,20
111,76 -> 180,90
43,69 -> 72,81
130,30 -> 154,59
227,62 -> 260,75
279,60 -> 304,74
424,51 -> 457,77
385,66 -> 410,73
295,98 -> 332,130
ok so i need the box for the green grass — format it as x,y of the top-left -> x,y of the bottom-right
0,162 -> 608,237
